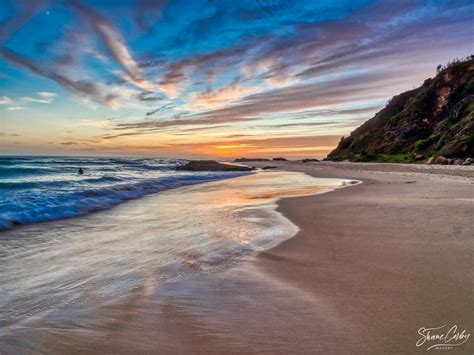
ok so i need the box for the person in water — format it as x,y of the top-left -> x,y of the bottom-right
78,168 -> 84,175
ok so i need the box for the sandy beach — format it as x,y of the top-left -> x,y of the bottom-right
1,162 -> 473,354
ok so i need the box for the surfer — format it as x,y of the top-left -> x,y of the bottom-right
78,168 -> 84,175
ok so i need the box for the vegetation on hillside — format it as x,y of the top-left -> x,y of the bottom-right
328,56 -> 474,162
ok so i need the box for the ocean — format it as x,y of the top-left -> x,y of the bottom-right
0,156 -> 249,230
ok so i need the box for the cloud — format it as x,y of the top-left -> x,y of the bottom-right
0,47 -> 115,106
187,71 -> 410,123
79,119 -> 110,127
0,131 -> 20,137
149,0 -> 473,113
156,45 -> 249,98
250,120 -> 360,130
146,103 -> 175,116
0,96 -> 12,104
7,106 -> 26,111
136,91 -> 163,102
71,0 -> 153,91
20,92 -> 57,104
189,80 -> 258,109
20,97 -> 50,103
104,115 -> 258,139
38,91 -> 57,99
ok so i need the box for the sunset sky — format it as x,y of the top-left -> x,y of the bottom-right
0,0 -> 473,158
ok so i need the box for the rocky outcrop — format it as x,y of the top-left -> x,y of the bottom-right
328,56 -> 474,162
176,160 -> 254,171
234,158 -> 271,162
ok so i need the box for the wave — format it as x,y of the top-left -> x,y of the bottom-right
0,166 -> 59,178
0,176 -> 126,190
0,172 -> 249,231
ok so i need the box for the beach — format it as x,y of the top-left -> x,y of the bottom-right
1,161 -> 473,354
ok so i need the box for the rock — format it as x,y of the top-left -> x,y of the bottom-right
415,153 -> 425,161
176,160 -> 254,171
302,158 -> 320,163
272,157 -> 288,161
447,158 -> 454,165
462,157 -> 472,165
436,156 -> 449,165
427,156 -> 448,165
261,166 -> 277,170
234,158 -> 270,162
453,158 -> 464,165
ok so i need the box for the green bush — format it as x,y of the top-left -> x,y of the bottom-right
414,138 -> 433,152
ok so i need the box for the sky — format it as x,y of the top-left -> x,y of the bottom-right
0,0 -> 473,158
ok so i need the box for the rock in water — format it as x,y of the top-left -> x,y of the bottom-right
176,160 -> 254,171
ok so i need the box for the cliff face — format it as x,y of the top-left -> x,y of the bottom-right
328,57 -> 474,161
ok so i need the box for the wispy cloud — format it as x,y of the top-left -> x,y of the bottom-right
71,0 -> 153,91
38,92 -> 57,99
187,71 -> 411,123
189,80 -> 258,110
7,106 -> 26,111
0,96 -> 12,105
20,91 -> 57,104
80,119 -> 110,127
0,48 -> 115,106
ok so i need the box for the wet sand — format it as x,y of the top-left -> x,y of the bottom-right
2,162 -> 473,354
